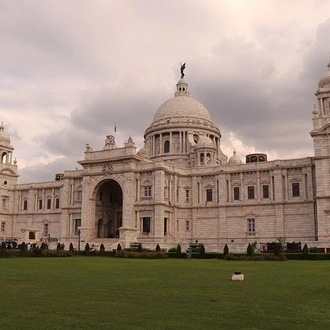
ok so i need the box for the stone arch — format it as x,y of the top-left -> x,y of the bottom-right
92,178 -> 123,238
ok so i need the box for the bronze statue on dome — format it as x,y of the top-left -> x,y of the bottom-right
180,62 -> 186,79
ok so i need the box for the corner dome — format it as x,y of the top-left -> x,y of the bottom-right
196,135 -> 214,148
228,150 -> 243,165
318,58 -> 330,88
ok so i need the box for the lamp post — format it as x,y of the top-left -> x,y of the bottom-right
78,228 -> 81,251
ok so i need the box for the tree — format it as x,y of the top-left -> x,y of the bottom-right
100,243 -> 105,253
85,243 -> 90,251
155,244 -> 161,252
223,244 -> 229,257
117,243 -> 122,251
20,242 -> 27,256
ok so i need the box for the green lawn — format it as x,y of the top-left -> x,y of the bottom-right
0,258 -> 329,330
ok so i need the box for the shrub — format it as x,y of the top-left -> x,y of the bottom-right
0,241 -> 7,257
200,244 -> 205,259
309,246 -> 318,253
302,243 -> 309,259
69,242 -> 74,253
247,243 -> 253,257
117,243 -> 122,251
223,244 -> 229,258
85,243 -> 90,251
20,242 -> 27,257
155,244 -> 161,252
40,242 -> 47,250
137,243 -> 143,253
33,246 -> 43,257
100,243 -> 105,253
176,244 -> 182,258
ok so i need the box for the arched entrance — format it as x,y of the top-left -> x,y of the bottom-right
95,179 -> 123,238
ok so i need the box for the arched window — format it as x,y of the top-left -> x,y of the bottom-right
1,152 -> 7,163
259,156 -> 265,162
164,140 -> 170,153
251,156 -> 257,162
206,153 -> 211,165
200,153 -> 204,165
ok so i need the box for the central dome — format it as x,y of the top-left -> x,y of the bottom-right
152,78 -> 212,123
153,95 -> 212,122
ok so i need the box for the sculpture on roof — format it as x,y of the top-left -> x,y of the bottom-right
180,62 -> 186,79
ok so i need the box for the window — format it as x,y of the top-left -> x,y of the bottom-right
2,198 -> 7,209
99,192 -> 103,201
44,223 -> 49,236
164,140 -> 170,153
76,190 -> 82,201
185,189 -> 190,202
292,183 -> 300,197
200,153 -> 204,165
144,186 -> 152,197
29,231 -> 35,240
74,219 -> 81,235
251,156 -> 257,162
206,189 -> 213,202
142,217 -> 150,233
263,185 -> 269,199
47,198 -> 51,209
233,187 -> 240,201
248,186 -> 255,200
38,199 -> 43,210
186,220 -> 190,231
23,200 -> 28,211
247,218 -> 255,235
55,198 -> 60,209
1,222 -> 5,232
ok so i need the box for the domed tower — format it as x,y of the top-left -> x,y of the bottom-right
310,58 -> 330,241
140,66 -> 227,168
0,122 -> 18,185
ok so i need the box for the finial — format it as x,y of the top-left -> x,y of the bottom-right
180,62 -> 186,79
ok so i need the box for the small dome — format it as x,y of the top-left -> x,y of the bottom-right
228,150 -> 243,165
0,122 -> 11,146
318,59 -> 330,88
196,135 -> 214,148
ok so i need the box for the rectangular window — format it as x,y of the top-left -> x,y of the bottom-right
233,187 -> 240,201
144,186 -> 152,197
74,219 -> 81,235
263,185 -> 269,199
206,189 -> 213,202
185,190 -> 190,202
247,218 -> 255,235
292,183 -> 300,197
1,222 -> 5,232
142,217 -> 150,233
47,199 -> 51,209
38,199 -> 43,210
44,223 -> 49,236
186,220 -> 190,231
55,198 -> 60,209
23,200 -> 28,211
2,198 -> 7,209
248,186 -> 255,200
76,191 -> 82,201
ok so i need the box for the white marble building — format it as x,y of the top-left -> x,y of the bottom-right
1,60 -> 330,252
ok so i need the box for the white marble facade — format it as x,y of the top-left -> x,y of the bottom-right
1,61 -> 330,252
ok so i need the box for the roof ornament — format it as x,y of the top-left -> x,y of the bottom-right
180,62 -> 186,79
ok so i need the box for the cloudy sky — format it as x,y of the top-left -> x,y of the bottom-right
1,0 -> 330,183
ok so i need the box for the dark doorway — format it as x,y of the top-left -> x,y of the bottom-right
95,180 -> 123,238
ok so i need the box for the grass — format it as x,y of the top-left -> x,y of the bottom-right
0,258 -> 329,330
